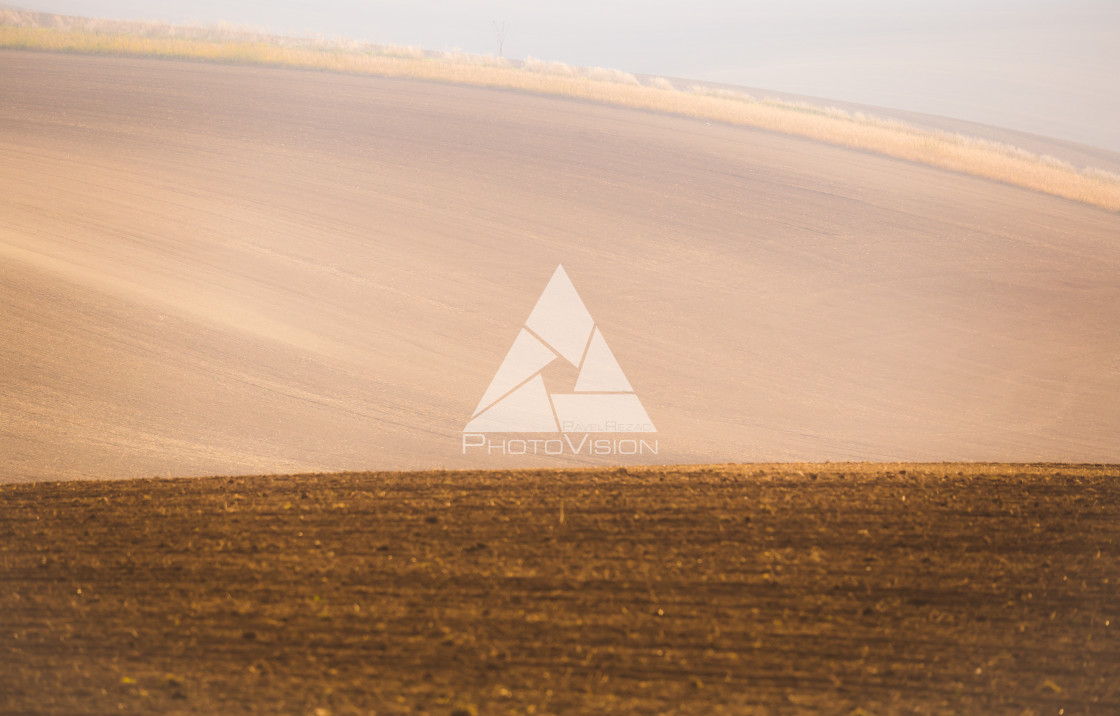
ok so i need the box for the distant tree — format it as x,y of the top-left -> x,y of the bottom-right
493,20 -> 507,58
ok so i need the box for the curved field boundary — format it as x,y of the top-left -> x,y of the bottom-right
2,12 -> 1119,212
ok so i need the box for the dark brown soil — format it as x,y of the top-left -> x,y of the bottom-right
1,464 -> 1117,715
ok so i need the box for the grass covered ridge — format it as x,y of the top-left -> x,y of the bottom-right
3,8 -> 1120,212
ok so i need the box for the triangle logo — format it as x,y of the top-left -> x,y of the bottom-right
465,265 -> 655,433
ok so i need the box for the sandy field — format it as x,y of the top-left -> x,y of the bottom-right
1,49 -> 1119,481
1,48 -> 1117,716
2,464 -> 1117,714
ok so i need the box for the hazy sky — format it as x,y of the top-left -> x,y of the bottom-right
14,1 -> 1120,152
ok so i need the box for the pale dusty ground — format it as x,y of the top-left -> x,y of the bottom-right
1,50 -> 1119,481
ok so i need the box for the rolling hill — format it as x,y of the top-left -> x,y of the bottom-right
1,49 -> 1118,481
